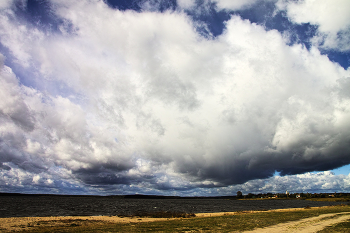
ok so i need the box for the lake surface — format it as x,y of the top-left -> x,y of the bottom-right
0,196 -> 348,218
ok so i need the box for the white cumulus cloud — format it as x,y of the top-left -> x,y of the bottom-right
277,0 -> 350,51
0,0 -> 349,195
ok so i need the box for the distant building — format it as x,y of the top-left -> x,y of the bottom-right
286,190 -> 289,195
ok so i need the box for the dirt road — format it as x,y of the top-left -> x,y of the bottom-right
1,209 -> 349,232
0,215 -> 169,232
244,212 -> 350,233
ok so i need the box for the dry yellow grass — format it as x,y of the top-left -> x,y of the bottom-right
1,205 -> 349,232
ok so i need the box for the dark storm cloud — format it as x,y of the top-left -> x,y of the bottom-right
72,162 -> 136,185
74,169 -> 132,185
0,162 -> 11,171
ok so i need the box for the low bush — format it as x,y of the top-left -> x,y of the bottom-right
118,211 -> 196,218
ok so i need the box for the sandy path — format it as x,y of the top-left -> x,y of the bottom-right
0,215 -> 169,232
0,212 -> 252,232
0,211 -> 249,232
1,208 -> 349,232
244,212 -> 350,233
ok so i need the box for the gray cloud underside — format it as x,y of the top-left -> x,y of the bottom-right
0,0 -> 350,194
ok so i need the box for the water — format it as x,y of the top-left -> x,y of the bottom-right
0,196 -> 348,218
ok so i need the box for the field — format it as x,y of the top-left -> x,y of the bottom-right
1,205 -> 350,232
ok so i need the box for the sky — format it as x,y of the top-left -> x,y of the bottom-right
0,0 -> 350,196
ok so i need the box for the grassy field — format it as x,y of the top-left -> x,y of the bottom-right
318,219 -> 350,233
239,197 -> 350,202
304,197 -> 350,202
7,205 -> 350,232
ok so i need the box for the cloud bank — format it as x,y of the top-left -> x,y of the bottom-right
0,0 -> 349,195
277,0 -> 350,51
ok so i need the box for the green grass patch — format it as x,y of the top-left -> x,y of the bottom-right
304,198 -> 350,202
317,219 -> 350,233
16,205 -> 350,232
118,211 -> 196,218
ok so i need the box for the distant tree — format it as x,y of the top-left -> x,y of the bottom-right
236,191 -> 243,198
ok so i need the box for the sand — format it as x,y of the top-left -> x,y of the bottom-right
244,212 -> 350,233
0,215 -> 168,232
1,207 -> 349,232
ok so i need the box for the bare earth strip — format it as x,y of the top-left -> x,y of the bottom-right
244,212 -> 350,233
0,215 -> 169,232
1,208 -> 350,232
0,209 -> 281,232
